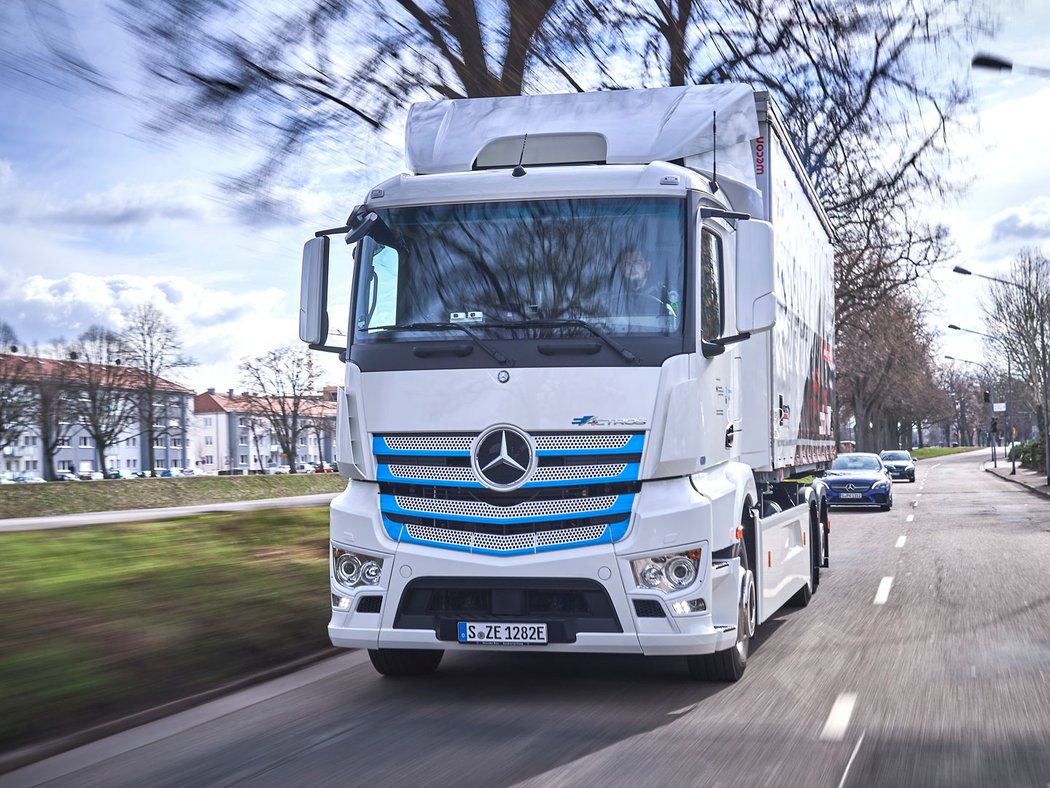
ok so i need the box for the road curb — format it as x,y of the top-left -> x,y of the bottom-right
982,462 -> 1050,498
0,648 -> 345,776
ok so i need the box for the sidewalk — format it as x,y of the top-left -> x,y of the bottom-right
0,492 -> 339,533
982,457 -> 1050,498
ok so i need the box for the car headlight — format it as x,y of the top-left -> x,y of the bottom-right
871,478 -> 890,490
331,546 -> 385,589
631,548 -> 703,593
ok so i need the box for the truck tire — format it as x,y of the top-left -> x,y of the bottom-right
686,569 -> 756,682
368,648 -> 444,677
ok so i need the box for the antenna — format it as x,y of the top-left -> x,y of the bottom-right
512,133 -> 528,177
711,111 -> 719,194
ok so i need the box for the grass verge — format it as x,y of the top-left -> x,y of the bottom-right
911,446 -> 982,460
0,473 -> 347,519
0,506 -> 332,755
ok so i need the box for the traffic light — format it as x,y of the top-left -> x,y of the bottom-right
983,390 -> 991,403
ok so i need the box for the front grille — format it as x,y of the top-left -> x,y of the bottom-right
394,577 -> 623,641
828,482 -> 872,493
374,430 -> 644,554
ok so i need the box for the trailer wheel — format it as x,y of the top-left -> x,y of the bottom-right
368,648 -> 444,677
687,568 -> 756,682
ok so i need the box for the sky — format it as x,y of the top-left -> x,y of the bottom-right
0,1 -> 1048,394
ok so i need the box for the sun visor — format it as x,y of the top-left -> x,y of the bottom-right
405,84 -> 760,188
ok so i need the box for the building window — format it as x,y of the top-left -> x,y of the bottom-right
126,436 -> 137,447
23,435 -> 38,447
155,459 -> 165,469
26,460 -> 39,471
203,417 -> 213,427
239,432 -> 249,447
58,437 -> 70,448
239,454 -> 248,465
58,460 -> 73,471
127,459 -> 138,469
204,436 -> 214,446
79,436 -> 91,448
203,454 -> 214,465
172,437 -> 182,448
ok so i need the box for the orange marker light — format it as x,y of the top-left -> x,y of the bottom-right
735,526 -> 744,541
767,550 -> 772,568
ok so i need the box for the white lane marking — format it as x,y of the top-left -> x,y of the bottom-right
906,514 -> 914,522
874,577 -> 893,605
896,535 -> 907,548
837,731 -> 866,788
821,692 -> 858,741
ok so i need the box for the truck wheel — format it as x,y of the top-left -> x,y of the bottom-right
686,569 -> 756,682
368,648 -> 444,677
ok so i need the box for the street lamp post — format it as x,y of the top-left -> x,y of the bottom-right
953,266 -> 1050,485
948,324 -> 1015,474
972,53 -> 1050,79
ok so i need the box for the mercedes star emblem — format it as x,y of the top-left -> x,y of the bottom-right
472,425 -> 535,490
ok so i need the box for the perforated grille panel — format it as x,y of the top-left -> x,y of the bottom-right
388,464 -> 478,483
387,462 -> 629,484
394,495 -> 616,519
404,523 -> 609,552
383,436 -> 473,452
534,435 -> 633,451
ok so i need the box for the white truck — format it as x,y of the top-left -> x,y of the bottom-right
299,84 -> 835,681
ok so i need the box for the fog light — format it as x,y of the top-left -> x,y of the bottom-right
671,598 -> 706,615
361,560 -> 382,585
664,556 -> 697,588
332,594 -> 352,611
335,553 -> 362,586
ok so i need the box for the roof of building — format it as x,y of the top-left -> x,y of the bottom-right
0,353 -> 193,394
194,390 -> 337,417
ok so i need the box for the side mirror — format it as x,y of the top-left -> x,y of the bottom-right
299,236 -> 330,345
735,220 -> 775,333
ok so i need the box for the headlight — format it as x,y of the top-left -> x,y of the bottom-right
332,546 -> 385,588
632,548 -> 703,593
871,479 -> 890,490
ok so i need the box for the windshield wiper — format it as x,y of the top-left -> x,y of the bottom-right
482,319 -> 639,364
367,322 -> 513,365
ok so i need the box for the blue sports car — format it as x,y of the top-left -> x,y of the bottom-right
824,452 -> 893,511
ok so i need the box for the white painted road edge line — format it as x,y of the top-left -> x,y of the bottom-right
906,514 -> 914,522
821,693 -> 858,741
837,731 -> 866,788
896,535 -> 907,548
874,577 -> 894,605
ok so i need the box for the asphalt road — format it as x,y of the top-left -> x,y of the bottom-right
6,450 -> 1050,788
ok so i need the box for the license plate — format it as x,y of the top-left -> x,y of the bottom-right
458,622 -> 548,645
840,492 -> 863,499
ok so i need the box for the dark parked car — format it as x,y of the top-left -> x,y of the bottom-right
879,450 -> 916,482
824,452 -> 893,511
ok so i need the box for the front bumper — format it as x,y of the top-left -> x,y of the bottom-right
327,477 -> 744,657
827,489 -> 891,507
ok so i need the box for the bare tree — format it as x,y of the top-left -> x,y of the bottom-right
67,325 -> 141,472
239,346 -> 324,472
119,303 -> 194,472
0,323 -> 34,455
980,247 -> 1050,441
19,348 -> 79,481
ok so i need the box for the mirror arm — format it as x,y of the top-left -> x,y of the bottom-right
309,343 -> 347,359
713,331 -> 752,347
315,226 -> 351,238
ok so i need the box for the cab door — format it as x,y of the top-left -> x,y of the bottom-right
696,217 -> 734,467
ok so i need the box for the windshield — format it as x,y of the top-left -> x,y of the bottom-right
831,454 -> 883,471
880,452 -> 911,461
351,197 -> 686,344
